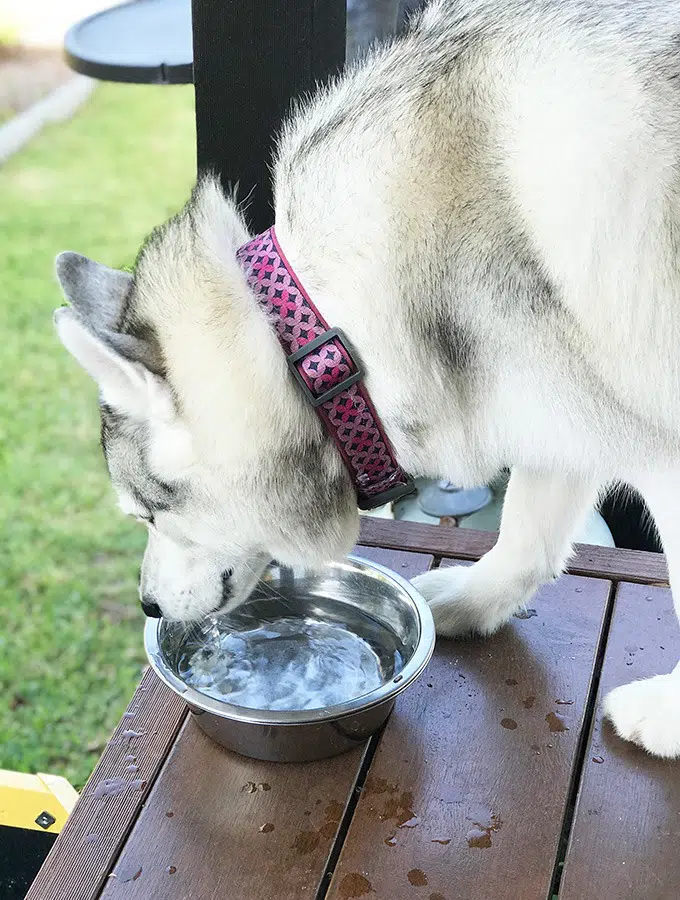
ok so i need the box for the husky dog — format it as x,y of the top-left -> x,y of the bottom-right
54,0 -> 680,758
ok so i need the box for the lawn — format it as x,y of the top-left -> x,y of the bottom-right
0,82 -> 196,788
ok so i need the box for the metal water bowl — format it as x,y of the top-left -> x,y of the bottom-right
144,556 -> 435,762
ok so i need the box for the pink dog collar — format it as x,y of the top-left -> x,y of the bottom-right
236,227 -> 415,510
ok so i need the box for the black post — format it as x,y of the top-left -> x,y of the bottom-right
191,0 -> 346,234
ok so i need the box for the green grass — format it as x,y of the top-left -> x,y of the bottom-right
0,82 -> 196,788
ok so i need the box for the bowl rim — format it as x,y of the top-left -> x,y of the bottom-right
144,553 -> 436,726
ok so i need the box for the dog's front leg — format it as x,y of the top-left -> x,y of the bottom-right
412,468 -> 599,637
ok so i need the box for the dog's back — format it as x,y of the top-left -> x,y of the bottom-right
480,0 -> 680,431
277,0 -> 680,447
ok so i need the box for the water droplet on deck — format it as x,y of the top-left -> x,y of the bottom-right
259,783 -> 271,792
501,718 -> 518,730
242,782 -> 257,794
555,699 -> 574,706
385,834 -> 397,846
293,831 -> 320,854
467,828 -> 492,848
122,711 -> 136,719
546,712 -> 569,732
339,873 -> 373,898
166,866 -> 176,875
514,608 -> 537,619
319,821 -> 337,839
166,811 -> 174,818
325,801 -> 344,821
259,823 -> 275,833
126,764 -> 138,773
365,777 -> 398,796
124,754 -> 136,763
465,808 -> 501,847
592,756 -> 604,764
92,777 -> 126,799
123,867 -> 143,883
121,729 -> 145,743
432,839 -> 451,845
129,779 -> 147,792
83,833 -> 99,844
408,869 -> 428,886
505,678 -> 518,686
523,696 -> 536,709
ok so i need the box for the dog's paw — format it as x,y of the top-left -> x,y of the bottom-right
411,565 -> 520,638
603,673 -> 680,759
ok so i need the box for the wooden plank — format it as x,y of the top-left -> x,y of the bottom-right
560,582 -> 680,900
325,564 -> 613,900
99,720 -> 368,900
25,668 -> 187,900
98,549 -> 433,900
359,518 -> 669,585
354,544 -> 435,581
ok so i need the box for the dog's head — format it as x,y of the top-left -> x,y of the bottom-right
54,179 -> 358,620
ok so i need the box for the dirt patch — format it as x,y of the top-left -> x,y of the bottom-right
0,45 -> 72,123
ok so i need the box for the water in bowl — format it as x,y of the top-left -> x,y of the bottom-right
173,600 -> 405,712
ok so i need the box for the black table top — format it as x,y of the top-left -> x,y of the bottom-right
64,0 -> 192,85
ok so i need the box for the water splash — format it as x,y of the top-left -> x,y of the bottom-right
179,616 -> 387,711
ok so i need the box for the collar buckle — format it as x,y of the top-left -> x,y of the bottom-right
287,327 -> 364,407
358,474 -> 417,511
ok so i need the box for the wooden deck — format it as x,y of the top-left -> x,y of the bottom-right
26,520 -> 680,900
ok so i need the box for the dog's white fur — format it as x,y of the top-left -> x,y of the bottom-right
55,0 -> 680,757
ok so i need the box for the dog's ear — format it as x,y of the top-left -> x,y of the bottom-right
56,253 -> 165,375
54,253 -> 172,419
54,307 -> 174,420
55,252 -> 132,332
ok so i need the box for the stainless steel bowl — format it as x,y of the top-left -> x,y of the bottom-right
144,555 -> 435,762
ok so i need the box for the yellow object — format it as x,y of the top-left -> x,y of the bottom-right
0,769 -> 78,833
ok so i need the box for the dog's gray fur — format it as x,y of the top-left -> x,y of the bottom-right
55,0 -> 680,757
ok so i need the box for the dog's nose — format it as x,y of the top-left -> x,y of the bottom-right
141,598 -> 163,618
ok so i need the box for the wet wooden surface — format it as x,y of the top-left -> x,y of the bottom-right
24,667 -> 187,900
325,565 -> 611,900
100,719 -> 367,900
560,581 -> 680,900
27,524 -> 679,900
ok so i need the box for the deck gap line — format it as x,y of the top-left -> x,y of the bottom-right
546,580 -> 617,900
314,730 -> 384,900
